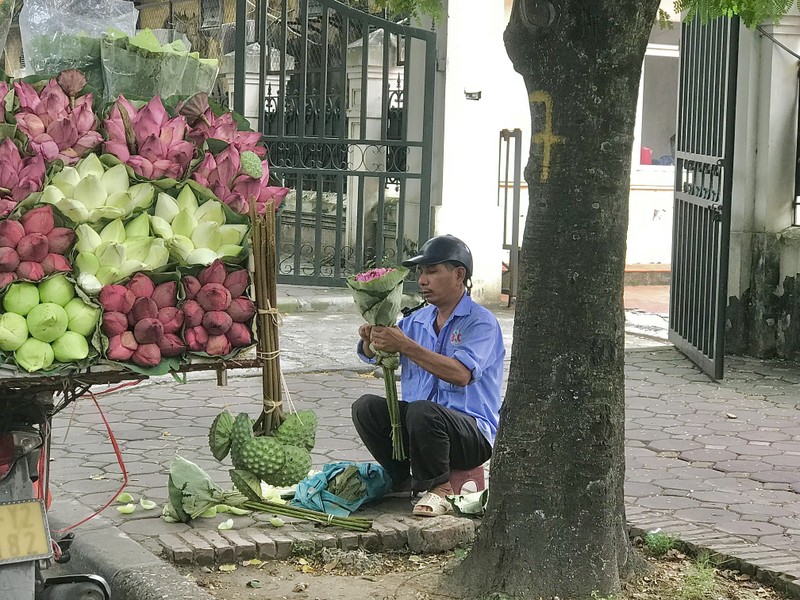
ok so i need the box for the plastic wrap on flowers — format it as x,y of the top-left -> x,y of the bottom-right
98,272 -> 185,375
18,0 -> 138,94
0,0 -> 17,66
2,203 -> 76,286
0,273 -> 102,374
180,260 -> 256,361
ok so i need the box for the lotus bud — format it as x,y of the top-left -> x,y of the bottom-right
15,338 -> 55,372
196,283 -> 232,312
38,274 -> 75,306
0,220 -> 25,248
157,307 -> 184,334
202,311 -> 233,336
0,247 -> 20,273
17,233 -> 49,263
227,297 -> 257,323
155,193 -> 179,223
46,228 -> 76,254
183,276 -> 201,300
223,270 -> 249,298
127,273 -> 155,298
149,215 -> 173,239
18,262 -> 45,282
195,200 -> 225,225
42,254 -> 72,275
26,303 -> 69,343
52,331 -> 90,362
3,282 -> 40,316
131,297 -> 159,321
167,235 -> 194,262
182,300 -> 205,327
96,266 -> 122,286
187,248 -> 217,265
99,285 -> 136,313
101,311 -> 129,336
124,213 -> 151,239
76,225 -> 102,253
107,331 -> 138,361
101,164 -> 130,196
64,298 -> 100,336
226,322 -> 253,347
191,222 -> 222,252
151,281 -> 178,309
78,273 -> 103,295
171,210 -> 198,239
199,260 -> 227,286
132,343 -> 162,368
205,334 -> 232,357
100,219 -> 127,243
158,333 -> 184,357
133,318 -> 164,345
57,69 -> 87,97
76,153 -> 104,179
128,183 -> 156,211
176,185 -> 199,214
185,326 -> 208,351
20,206 -> 55,235
0,313 -> 29,352
217,245 -> 244,260
76,252 -> 100,276
0,273 -> 16,289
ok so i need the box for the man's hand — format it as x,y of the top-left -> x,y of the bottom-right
370,325 -> 409,354
359,324 -> 373,345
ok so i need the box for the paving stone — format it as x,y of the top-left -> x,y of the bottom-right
219,530 -> 257,560
717,521 -> 784,537
714,459 -> 768,473
407,516 -> 475,554
239,529 -> 278,559
196,530 -> 236,564
337,531 -> 361,550
680,448 -> 738,462
158,533 -> 194,564
177,532 -> 215,566
268,532 -> 295,559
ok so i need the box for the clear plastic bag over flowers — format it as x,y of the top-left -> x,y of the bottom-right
0,0 -> 17,56
19,0 -> 138,94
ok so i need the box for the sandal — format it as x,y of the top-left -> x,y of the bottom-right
412,492 -> 452,517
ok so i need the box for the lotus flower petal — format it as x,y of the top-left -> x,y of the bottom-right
187,247 -> 219,266
219,225 -> 247,245
76,224 -> 102,253
149,216 -> 174,239
101,164 -> 130,195
72,174 -> 107,211
171,210 -> 198,239
144,243 -> 170,270
89,206 -> 126,222
167,236 -> 194,262
76,252 -> 100,276
120,260 -> 145,278
100,219 -> 127,243
124,213 -> 151,239
128,183 -> 156,211
123,237 -> 154,263
217,245 -> 244,259
76,154 -> 105,179
195,200 -> 225,225
155,193 -> 179,223
50,167 -> 82,196
97,242 -> 126,269
40,186 -> 65,206
176,185 -> 199,214
192,222 -> 221,251
96,266 -> 122,286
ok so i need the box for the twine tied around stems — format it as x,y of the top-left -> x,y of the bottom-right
258,303 -> 282,327
255,350 -> 281,361
261,396 -> 283,414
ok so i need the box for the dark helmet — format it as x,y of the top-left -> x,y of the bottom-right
402,234 -> 473,279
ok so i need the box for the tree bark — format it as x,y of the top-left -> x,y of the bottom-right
455,2 -> 659,598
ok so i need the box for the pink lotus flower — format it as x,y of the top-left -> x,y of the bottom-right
186,108 -> 266,157
354,268 -> 396,283
104,95 -> 195,180
0,81 -> 8,123
0,139 -> 46,216
191,146 -> 288,215
13,80 -> 102,165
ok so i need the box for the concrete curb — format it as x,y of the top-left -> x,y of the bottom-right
48,499 -> 214,600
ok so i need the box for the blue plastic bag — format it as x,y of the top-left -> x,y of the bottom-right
291,462 -> 393,517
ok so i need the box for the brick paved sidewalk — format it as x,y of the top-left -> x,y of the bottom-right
47,347 -> 800,589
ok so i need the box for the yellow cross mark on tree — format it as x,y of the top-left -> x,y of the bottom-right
529,90 -> 566,182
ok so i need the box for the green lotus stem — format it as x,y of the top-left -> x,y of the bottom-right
242,500 -> 372,531
383,365 -> 406,461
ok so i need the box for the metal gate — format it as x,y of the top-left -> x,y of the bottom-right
669,17 -> 739,380
233,0 -> 436,286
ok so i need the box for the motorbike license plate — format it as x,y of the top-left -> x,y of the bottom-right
0,499 -> 52,565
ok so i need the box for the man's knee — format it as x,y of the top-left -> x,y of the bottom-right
351,393 -> 383,425
405,400 -> 444,433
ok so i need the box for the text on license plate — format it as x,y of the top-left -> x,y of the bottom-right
0,499 -> 52,565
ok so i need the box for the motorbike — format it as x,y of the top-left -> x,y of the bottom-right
0,388 -> 110,600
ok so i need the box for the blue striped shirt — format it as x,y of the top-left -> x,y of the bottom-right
358,292 -> 505,444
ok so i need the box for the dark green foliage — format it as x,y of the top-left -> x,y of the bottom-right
675,0 -> 798,27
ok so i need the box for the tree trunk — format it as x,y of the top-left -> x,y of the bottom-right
455,2 -> 659,598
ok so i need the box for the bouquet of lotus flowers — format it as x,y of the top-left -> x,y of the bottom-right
346,266 -> 410,460
0,139 -> 46,217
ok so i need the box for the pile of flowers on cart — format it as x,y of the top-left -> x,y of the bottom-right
0,67 -> 289,376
